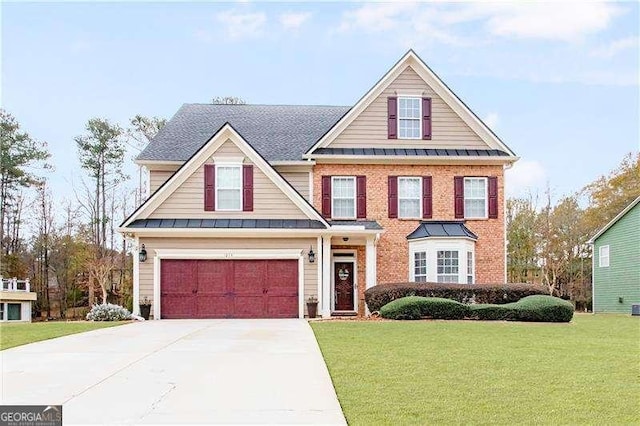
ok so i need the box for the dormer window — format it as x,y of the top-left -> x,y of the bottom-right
398,97 -> 421,139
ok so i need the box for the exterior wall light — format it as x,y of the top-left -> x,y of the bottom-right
308,247 -> 316,263
139,244 -> 148,263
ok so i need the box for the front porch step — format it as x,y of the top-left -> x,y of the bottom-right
331,311 -> 358,317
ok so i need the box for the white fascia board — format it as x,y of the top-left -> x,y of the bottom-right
154,248 -> 302,259
117,227 -> 327,238
135,159 -> 184,166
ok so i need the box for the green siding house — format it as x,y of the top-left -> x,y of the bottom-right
589,196 -> 640,314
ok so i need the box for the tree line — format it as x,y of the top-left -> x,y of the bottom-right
0,109 -> 165,318
507,153 -> 639,309
1,104 -> 638,318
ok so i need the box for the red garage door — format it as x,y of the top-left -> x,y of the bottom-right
160,259 -> 298,319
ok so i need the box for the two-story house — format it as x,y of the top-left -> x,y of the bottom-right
118,50 -> 518,319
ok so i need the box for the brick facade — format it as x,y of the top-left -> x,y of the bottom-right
314,164 -> 506,312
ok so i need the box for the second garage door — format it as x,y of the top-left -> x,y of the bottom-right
160,259 -> 299,319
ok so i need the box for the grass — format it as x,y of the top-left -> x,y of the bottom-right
311,314 -> 640,425
0,321 -> 128,350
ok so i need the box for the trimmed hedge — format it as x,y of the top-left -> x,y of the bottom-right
379,296 -> 471,320
380,295 -> 574,322
365,282 -> 548,312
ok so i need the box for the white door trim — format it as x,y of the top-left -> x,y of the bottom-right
152,248 -> 304,319
331,249 -> 357,313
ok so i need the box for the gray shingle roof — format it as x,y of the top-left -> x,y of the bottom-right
128,218 -> 326,229
313,147 -> 509,156
137,104 -> 350,162
407,221 -> 478,240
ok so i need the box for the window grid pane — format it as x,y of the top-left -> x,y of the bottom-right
216,166 -> 242,210
414,252 -> 427,282
467,251 -> 474,284
332,177 -> 356,218
398,97 -> 421,139
437,250 -> 459,283
398,177 -> 421,218
464,178 -> 487,218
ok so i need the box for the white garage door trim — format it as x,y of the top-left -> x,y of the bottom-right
153,249 -> 304,319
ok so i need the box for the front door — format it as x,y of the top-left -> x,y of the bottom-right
334,261 -> 355,311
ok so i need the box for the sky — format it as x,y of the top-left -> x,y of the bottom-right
1,1 -> 639,214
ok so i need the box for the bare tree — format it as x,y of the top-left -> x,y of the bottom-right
212,96 -> 246,105
87,254 -> 117,305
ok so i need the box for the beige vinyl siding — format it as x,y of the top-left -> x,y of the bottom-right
331,66 -> 489,149
278,171 -> 310,200
138,237 -> 319,317
149,140 -> 308,219
149,170 -> 177,193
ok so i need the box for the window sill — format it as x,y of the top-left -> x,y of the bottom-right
464,217 -> 490,221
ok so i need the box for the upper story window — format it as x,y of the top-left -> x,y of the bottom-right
216,165 -> 242,210
398,177 -> 421,218
398,97 -> 421,139
332,176 -> 356,219
599,245 -> 610,268
464,177 -> 487,219
437,250 -> 459,283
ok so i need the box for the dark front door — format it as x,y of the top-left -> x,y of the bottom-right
334,261 -> 355,311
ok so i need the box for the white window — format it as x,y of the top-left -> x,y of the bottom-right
437,250 -> 459,283
599,245 -> 610,268
398,97 -> 421,139
414,252 -> 427,282
398,177 -> 421,218
216,165 -> 242,210
332,177 -> 356,219
464,177 -> 487,219
467,251 -> 474,284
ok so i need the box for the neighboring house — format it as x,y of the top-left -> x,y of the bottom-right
0,277 -> 37,322
118,50 -> 518,319
588,196 -> 640,314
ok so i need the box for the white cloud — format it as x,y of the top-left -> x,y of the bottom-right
279,12 -> 312,31
590,36 -> 639,58
483,112 -> 499,129
336,2 -> 417,33
479,2 -> 622,42
215,10 -> 266,40
506,160 -> 547,198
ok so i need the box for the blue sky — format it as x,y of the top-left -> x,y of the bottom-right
2,1 -> 639,212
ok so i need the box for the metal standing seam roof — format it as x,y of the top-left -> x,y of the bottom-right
406,221 -> 478,240
137,104 -> 351,162
313,147 -> 510,156
128,218 -> 327,229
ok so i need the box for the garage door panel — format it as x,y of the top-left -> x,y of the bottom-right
196,295 -> 233,319
234,296 -> 267,318
267,296 -> 299,318
161,258 -> 298,319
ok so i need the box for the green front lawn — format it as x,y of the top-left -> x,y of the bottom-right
0,321 -> 128,350
311,315 -> 639,425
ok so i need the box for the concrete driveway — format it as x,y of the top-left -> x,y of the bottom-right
0,320 -> 346,425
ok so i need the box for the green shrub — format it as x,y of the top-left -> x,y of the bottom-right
510,295 -> 574,323
468,304 -> 518,321
365,282 -> 547,312
380,296 -> 471,320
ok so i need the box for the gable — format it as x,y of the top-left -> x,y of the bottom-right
331,66 -> 488,150
149,140 -> 308,219
121,124 -> 328,228
306,50 -> 517,159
